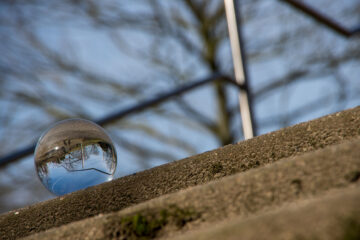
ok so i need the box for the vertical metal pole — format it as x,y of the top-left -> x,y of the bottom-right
224,0 -> 256,139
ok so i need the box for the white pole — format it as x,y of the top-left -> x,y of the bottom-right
224,0 -> 255,139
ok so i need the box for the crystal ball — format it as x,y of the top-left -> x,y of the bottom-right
34,119 -> 117,196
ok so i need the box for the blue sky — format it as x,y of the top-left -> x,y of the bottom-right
0,0 -> 359,212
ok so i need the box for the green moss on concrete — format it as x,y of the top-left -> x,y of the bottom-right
106,205 -> 200,239
120,213 -> 164,239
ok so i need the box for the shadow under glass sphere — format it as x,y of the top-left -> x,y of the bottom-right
34,119 -> 117,196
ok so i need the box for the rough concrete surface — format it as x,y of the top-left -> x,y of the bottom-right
1,106 -> 359,239
170,186 -> 360,240
21,137 -> 360,240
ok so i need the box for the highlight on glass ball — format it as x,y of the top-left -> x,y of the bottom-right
34,119 -> 117,196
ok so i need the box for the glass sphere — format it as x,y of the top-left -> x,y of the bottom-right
34,119 -> 117,196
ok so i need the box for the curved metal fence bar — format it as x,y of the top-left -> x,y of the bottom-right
0,74 -> 246,168
95,74 -> 243,126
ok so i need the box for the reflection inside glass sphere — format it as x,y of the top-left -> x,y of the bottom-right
34,119 -> 117,196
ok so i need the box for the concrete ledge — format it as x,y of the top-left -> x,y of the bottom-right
1,106 -> 359,239
22,137 -> 360,240
171,186 -> 360,240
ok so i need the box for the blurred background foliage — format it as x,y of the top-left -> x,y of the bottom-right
0,0 -> 359,213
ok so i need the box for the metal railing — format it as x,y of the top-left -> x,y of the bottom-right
0,74 -> 248,168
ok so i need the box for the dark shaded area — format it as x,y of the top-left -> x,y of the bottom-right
345,170 -> 360,183
342,217 -> 360,240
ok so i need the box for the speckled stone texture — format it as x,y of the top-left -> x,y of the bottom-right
22,136 -> 360,240
1,106 -> 360,239
170,186 -> 360,240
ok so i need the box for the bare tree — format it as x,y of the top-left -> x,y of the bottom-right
0,0 -> 359,213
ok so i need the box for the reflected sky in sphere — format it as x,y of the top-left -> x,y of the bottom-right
34,119 -> 117,196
